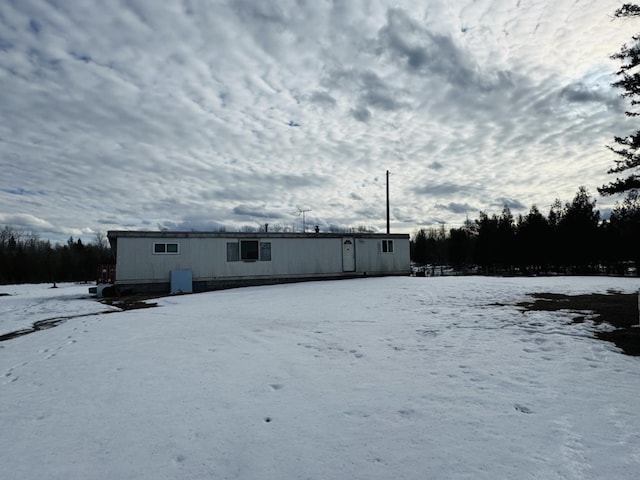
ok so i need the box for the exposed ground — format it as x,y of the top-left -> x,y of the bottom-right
0,292 -> 157,342
100,295 -> 158,311
517,292 -> 640,356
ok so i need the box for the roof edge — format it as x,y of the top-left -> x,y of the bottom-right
107,230 -> 410,240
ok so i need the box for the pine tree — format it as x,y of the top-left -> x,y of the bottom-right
412,229 -> 428,265
496,207 -> 515,269
475,212 -> 499,272
516,205 -> 550,272
559,187 -> 601,270
599,4 -> 640,197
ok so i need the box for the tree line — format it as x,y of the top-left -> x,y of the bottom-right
411,187 -> 640,275
412,4 -> 640,277
1,185 -> 637,285
0,227 -> 112,285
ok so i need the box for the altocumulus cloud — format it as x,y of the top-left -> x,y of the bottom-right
0,0 -> 636,243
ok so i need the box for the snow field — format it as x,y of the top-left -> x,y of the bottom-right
1,276 -> 639,479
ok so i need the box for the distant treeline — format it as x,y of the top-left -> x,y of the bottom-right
3,186 -> 639,284
411,187 -> 640,275
0,227 -> 113,285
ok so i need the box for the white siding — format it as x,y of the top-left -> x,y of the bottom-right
114,233 -> 410,285
355,238 -> 411,273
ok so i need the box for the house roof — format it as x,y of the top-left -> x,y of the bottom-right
107,230 -> 409,240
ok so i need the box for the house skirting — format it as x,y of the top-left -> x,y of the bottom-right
114,271 -> 409,296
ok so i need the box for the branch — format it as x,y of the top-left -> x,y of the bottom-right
599,175 -> 640,195
615,4 -> 640,17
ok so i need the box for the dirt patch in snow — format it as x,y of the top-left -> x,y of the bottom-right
0,296 -> 158,342
517,292 -> 640,356
100,296 -> 158,311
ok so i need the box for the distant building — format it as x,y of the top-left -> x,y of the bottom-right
107,230 -> 410,294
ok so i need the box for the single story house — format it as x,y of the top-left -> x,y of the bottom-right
106,230 -> 411,294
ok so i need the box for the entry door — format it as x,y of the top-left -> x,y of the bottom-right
342,238 -> 355,272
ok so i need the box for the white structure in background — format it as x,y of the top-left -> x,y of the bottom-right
106,231 -> 411,295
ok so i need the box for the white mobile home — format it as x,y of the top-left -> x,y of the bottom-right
107,230 -> 411,294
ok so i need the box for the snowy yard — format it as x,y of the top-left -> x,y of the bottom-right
1,276 -> 639,479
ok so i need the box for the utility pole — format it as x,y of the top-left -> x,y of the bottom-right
386,170 -> 390,234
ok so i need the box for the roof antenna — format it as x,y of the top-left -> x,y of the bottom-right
296,207 -> 312,233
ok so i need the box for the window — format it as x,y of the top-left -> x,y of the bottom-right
260,242 -> 271,261
382,239 -> 394,253
227,240 -> 271,262
227,242 -> 239,262
240,240 -> 259,261
153,242 -> 179,254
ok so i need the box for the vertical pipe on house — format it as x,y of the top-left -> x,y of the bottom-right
386,170 -> 390,234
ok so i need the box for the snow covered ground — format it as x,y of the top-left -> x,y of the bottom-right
0,282 -> 119,337
1,276 -> 639,480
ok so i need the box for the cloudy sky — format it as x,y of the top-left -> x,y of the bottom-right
0,0 -> 637,243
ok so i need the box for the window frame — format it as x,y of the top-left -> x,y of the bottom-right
153,242 -> 180,255
226,240 -> 273,262
381,239 -> 394,253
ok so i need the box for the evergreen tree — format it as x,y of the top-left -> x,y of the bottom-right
516,205 -> 550,272
410,226 -> 448,266
547,199 -> 564,269
448,225 -> 475,270
412,229 -> 429,265
558,187 -> 601,271
605,193 -> 640,270
496,207 -> 516,269
475,212 -> 499,272
599,4 -> 640,197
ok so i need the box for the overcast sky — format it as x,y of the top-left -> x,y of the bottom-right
0,0 -> 637,243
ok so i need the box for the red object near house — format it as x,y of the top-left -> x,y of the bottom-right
97,264 -> 116,284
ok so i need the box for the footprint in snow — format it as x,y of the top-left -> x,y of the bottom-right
514,404 -> 534,414
3,372 -> 18,383
397,409 -> 416,418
